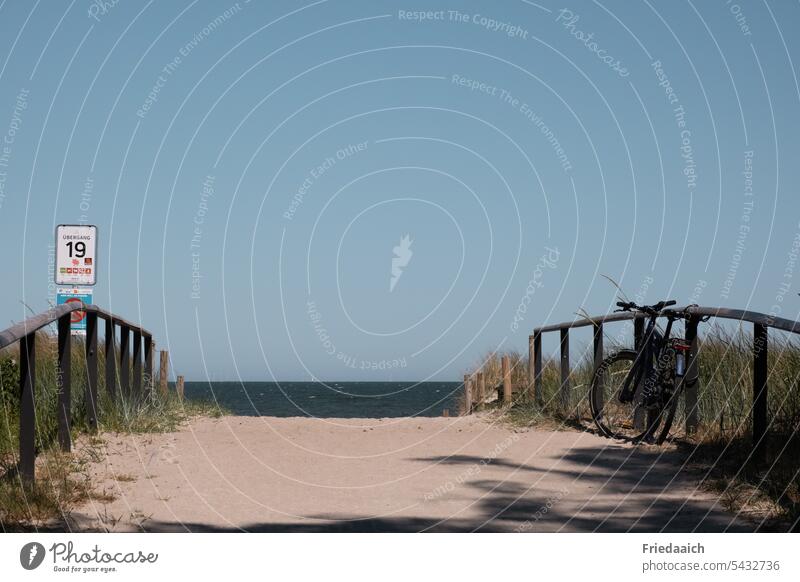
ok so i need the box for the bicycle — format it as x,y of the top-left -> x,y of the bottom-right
589,300 -> 694,444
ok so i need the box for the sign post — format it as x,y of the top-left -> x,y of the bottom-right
55,225 -> 97,334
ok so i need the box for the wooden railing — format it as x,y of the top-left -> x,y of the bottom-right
0,302 -> 157,485
463,306 -> 799,453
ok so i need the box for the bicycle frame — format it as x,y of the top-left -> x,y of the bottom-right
618,313 -> 678,403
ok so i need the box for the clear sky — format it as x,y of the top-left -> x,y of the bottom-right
1,0 -> 798,381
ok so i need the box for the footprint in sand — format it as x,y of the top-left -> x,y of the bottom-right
156,440 -> 180,465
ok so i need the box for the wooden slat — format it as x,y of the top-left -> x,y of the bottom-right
57,314 -> 72,452
159,350 -> 169,395
634,318 -> 645,351
144,335 -> 154,395
132,329 -> 142,400
85,313 -> 98,432
527,335 -> 535,401
19,332 -> 36,485
120,326 -> 130,399
105,318 -> 117,402
560,328 -> 570,411
463,374 -> 472,415
684,316 -> 701,435
502,355 -> 512,404
533,332 -> 543,405
753,323 -> 769,454
593,323 -> 604,410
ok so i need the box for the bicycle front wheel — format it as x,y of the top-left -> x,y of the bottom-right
590,350 -> 655,441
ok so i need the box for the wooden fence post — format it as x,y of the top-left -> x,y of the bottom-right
527,335 -> 535,401
85,312 -> 98,432
753,323 -> 769,456
176,375 -> 185,400
633,318 -> 647,430
57,314 -> 72,452
684,316 -> 701,435
477,372 -> 485,409
132,329 -> 142,400
634,317 -> 645,351
533,332 -> 543,405
19,332 -> 36,486
104,318 -> 117,402
463,374 -> 472,415
119,325 -> 130,399
593,323 -> 604,410
159,350 -> 169,395
502,355 -> 512,404
144,336 -> 154,395
560,328 -> 570,412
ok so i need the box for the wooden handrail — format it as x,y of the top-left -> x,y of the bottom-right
0,302 -> 152,350
533,305 -> 800,336
0,302 -> 156,486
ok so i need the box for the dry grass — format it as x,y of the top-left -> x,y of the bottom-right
0,445 -> 102,530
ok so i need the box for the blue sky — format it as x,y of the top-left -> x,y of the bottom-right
1,0 -> 798,381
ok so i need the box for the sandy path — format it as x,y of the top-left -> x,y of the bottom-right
69,415 -> 749,532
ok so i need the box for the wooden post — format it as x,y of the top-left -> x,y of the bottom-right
19,332 -> 36,486
477,372 -> 485,409
144,335 -> 154,395
159,350 -> 169,395
119,326 -> 130,400
560,328 -> 570,412
753,323 -> 768,455
176,375 -> 185,400
593,323 -> 604,410
132,329 -> 142,400
684,316 -> 701,435
633,318 -> 647,430
533,332 -> 543,405
502,355 -> 512,404
85,312 -> 98,432
104,318 -> 117,402
463,374 -> 472,415
57,314 -> 72,452
634,317 -> 645,351
527,335 -> 535,401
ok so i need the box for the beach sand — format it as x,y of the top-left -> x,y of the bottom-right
68,415 -> 750,532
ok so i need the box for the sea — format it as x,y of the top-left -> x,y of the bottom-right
183,381 -> 462,418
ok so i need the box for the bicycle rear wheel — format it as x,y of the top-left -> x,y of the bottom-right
590,350 -> 656,441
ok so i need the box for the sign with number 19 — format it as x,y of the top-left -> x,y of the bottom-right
55,224 -> 97,286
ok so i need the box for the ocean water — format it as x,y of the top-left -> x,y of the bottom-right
183,381 -> 462,418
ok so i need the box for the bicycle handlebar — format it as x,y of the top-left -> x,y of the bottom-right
614,299 -> 678,314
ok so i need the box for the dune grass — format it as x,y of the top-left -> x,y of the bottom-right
467,325 -> 800,528
0,330 -> 224,529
